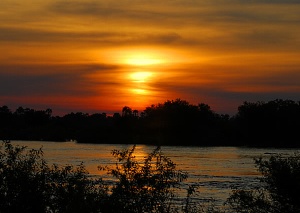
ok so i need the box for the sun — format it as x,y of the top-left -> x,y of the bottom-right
126,56 -> 162,66
114,49 -> 166,66
127,71 -> 154,96
130,72 -> 153,83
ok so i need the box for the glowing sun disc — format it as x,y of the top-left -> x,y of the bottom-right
130,72 -> 153,82
123,51 -> 164,66
131,88 -> 148,95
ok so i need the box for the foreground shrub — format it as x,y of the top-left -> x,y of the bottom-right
0,140 -> 107,213
99,145 -> 188,213
0,140 -> 49,212
1,141 -> 204,213
227,153 -> 300,213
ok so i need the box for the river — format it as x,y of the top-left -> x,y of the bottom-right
10,140 -> 300,206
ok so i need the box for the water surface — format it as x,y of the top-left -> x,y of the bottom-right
11,141 -> 299,205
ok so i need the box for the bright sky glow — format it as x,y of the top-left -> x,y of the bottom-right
125,56 -> 162,66
129,72 -> 153,83
131,88 -> 148,95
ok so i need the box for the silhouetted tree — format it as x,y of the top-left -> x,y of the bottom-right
227,153 -> 300,213
0,141 -> 107,213
122,106 -> 132,117
133,109 -> 139,117
139,99 -> 226,146
234,99 -> 300,147
99,145 -> 188,213
1,98 -> 299,147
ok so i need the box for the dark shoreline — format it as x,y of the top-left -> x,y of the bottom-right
1,99 -> 300,147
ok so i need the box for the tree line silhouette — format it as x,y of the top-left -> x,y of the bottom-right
1,99 -> 299,147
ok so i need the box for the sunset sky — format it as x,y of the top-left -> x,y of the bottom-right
1,0 -> 300,115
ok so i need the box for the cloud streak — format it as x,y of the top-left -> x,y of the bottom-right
0,27 -> 182,46
0,63 -> 121,96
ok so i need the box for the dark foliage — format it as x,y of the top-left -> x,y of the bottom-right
1,98 -> 300,147
227,153 -> 300,213
0,140 -> 107,213
99,145 -> 188,213
233,99 -> 300,147
0,141 -> 214,213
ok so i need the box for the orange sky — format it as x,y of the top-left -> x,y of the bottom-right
1,0 -> 300,115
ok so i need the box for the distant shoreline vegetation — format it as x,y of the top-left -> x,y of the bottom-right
1,99 -> 300,147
